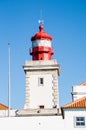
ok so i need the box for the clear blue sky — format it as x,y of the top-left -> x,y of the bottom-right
0,0 -> 86,109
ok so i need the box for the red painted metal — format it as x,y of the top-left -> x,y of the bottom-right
30,25 -> 54,60
30,46 -> 54,60
31,25 -> 52,41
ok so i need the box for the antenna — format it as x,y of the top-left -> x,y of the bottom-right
38,9 -> 44,25
8,43 -> 11,117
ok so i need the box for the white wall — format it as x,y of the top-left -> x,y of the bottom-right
0,109 -> 85,130
72,85 -> 86,101
64,109 -> 86,130
0,116 -> 64,130
29,74 -> 53,108
0,113 -> 85,130
0,110 -> 16,117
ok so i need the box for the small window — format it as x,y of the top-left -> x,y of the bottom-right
39,78 -> 44,86
75,117 -> 85,127
39,105 -> 44,109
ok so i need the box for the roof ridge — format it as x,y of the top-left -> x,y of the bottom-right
0,103 -> 8,110
62,96 -> 86,108
80,82 -> 86,86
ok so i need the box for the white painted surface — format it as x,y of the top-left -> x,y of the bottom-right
63,109 -> 86,129
0,113 -> 85,130
32,40 -> 51,47
72,85 -> 86,101
0,116 -> 64,130
0,110 -> 16,117
25,60 -> 58,66
24,60 -> 60,109
29,74 -> 53,108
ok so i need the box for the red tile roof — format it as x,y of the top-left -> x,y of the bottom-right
0,103 -> 8,110
62,96 -> 86,108
80,82 -> 86,86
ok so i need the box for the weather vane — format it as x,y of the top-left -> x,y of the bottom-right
38,9 -> 44,25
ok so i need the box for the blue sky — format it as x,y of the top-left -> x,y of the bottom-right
0,0 -> 86,109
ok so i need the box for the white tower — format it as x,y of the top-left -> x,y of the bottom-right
17,25 -> 60,116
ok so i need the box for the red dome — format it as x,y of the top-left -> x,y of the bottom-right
31,25 -> 52,41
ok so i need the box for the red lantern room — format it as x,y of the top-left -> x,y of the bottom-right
30,25 -> 54,60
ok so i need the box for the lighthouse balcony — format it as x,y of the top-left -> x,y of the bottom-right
29,47 -> 54,55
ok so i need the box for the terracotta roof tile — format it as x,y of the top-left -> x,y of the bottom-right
0,103 -> 8,110
62,96 -> 86,108
80,82 -> 86,86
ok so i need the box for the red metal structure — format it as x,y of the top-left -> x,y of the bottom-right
30,25 -> 54,60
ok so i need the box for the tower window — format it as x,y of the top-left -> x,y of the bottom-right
39,78 -> 44,86
39,105 -> 44,109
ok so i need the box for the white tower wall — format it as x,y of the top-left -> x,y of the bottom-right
24,60 -> 60,110
17,60 -> 60,116
29,74 -> 53,108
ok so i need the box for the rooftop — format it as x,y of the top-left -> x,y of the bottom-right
0,103 -> 8,110
31,25 -> 52,41
62,96 -> 86,108
80,82 -> 86,86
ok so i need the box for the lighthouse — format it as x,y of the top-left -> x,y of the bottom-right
17,24 -> 60,116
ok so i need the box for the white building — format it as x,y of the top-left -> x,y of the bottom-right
72,82 -> 86,101
0,25 -> 86,130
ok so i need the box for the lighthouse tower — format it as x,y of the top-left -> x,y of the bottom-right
17,24 -> 60,116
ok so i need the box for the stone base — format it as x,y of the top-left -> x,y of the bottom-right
16,108 -> 60,116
